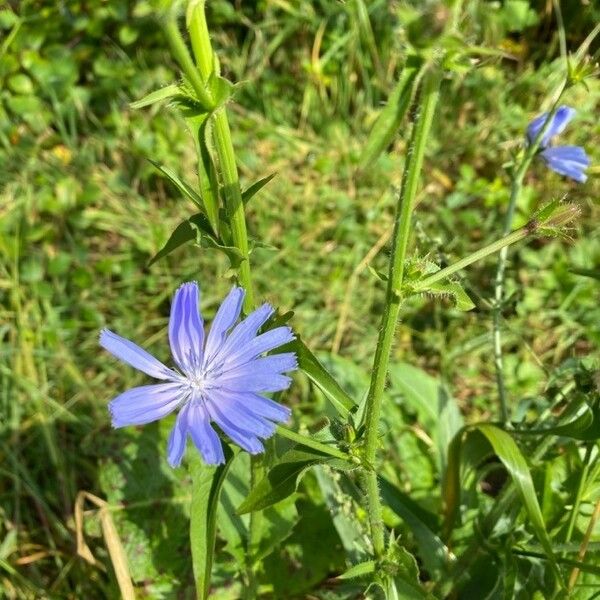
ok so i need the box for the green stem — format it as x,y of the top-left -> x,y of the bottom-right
413,224 -> 533,292
492,84 -> 566,423
361,70 -> 441,558
185,6 -> 258,596
164,8 -> 257,598
162,16 -> 213,110
186,4 -> 254,312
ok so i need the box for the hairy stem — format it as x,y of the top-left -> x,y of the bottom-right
361,70 -> 440,558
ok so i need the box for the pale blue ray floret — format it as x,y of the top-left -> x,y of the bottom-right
526,105 -> 590,183
99,282 -> 296,467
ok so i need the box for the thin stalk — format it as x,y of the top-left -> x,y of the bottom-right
568,498 -> 600,590
492,84 -> 566,423
163,9 -> 254,309
186,4 -> 254,312
564,444 -> 594,545
413,223 -> 534,292
162,16 -> 213,110
361,70 -> 441,558
276,425 -> 351,460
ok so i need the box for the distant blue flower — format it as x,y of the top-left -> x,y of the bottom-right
539,146 -> 590,184
100,282 -> 296,467
526,105 -> 575,147
526,105 -> 589,183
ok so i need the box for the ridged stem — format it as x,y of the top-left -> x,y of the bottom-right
361,70 -> 441,558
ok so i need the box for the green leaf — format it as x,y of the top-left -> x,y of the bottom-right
208,74 -> 234,109
130,84 -> 182,109
147,158 -> 205,212
443,424 -> 563,587
184,112 -> 220,235
570,268 -> 600,281
379,477 -> 450,576
420,280 -> 475,311
284,337 -> 357,418
237,448 -> 334,514
218,453 -> 298,566
242,173 -> 277,206
148,213 -> 213,266
315,466 -> 369,563
387,362 -> 439,426
190,445 -> 234,600
336,560 -> 376,580
382,538 -> 432,599
360,59 -> 422,168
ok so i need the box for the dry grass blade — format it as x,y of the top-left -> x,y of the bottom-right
74,491 -> 135,600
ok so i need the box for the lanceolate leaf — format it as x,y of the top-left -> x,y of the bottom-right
129,84 -> 181,109
360,58 -> 423,168
189,445 -> 234,600
379,477 -> 450,576
443,424 -> 563,586
419,280 -> 475,312
283,337 -> 357,417
147,158 -> 205,212
242,173 -> 277,206
237,448 -> 336,514
514,400 -> 597,440
148,213 -> 214,266
336,560 -> 376,580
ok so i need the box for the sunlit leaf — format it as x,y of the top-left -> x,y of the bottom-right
282,337 -> 357,418
242,173 -> 277,206
443,424 -> 563,586
147,158 -> 205,211
148,213 -> 213,266
337,560 -> 376,580
360,58 -> 423,167
130,84 -> 181,109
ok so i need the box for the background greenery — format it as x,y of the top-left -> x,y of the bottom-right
1,0 -> 599,597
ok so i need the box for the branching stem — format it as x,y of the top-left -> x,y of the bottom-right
361,70 -> 441,558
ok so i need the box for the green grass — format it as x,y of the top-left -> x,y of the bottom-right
1,0 -> 600,597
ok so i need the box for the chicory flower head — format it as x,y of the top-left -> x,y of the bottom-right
526,105 -> 590,183
100,282 -> 296,467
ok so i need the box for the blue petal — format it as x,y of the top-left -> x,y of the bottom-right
217,353 -> 297,392
527,105 -> 575,147
169,282 -> 205,376
540,146 -> 589,183
187,400 -> 225,465
222,326 -> 295,369
100,329 -> 179,381
209,303 -> 273,367
206,401 -> 264,454
204,287 -> 245,364
244,393 -> 292,423
208,389 -> 277,438
167,402 -> 190,467
109,383 -> 186,427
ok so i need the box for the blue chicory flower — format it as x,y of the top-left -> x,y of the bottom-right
100,282 -> 296,467
526,105 -> 575,148
526,105 -> 589,183
539,146 -> 590,184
